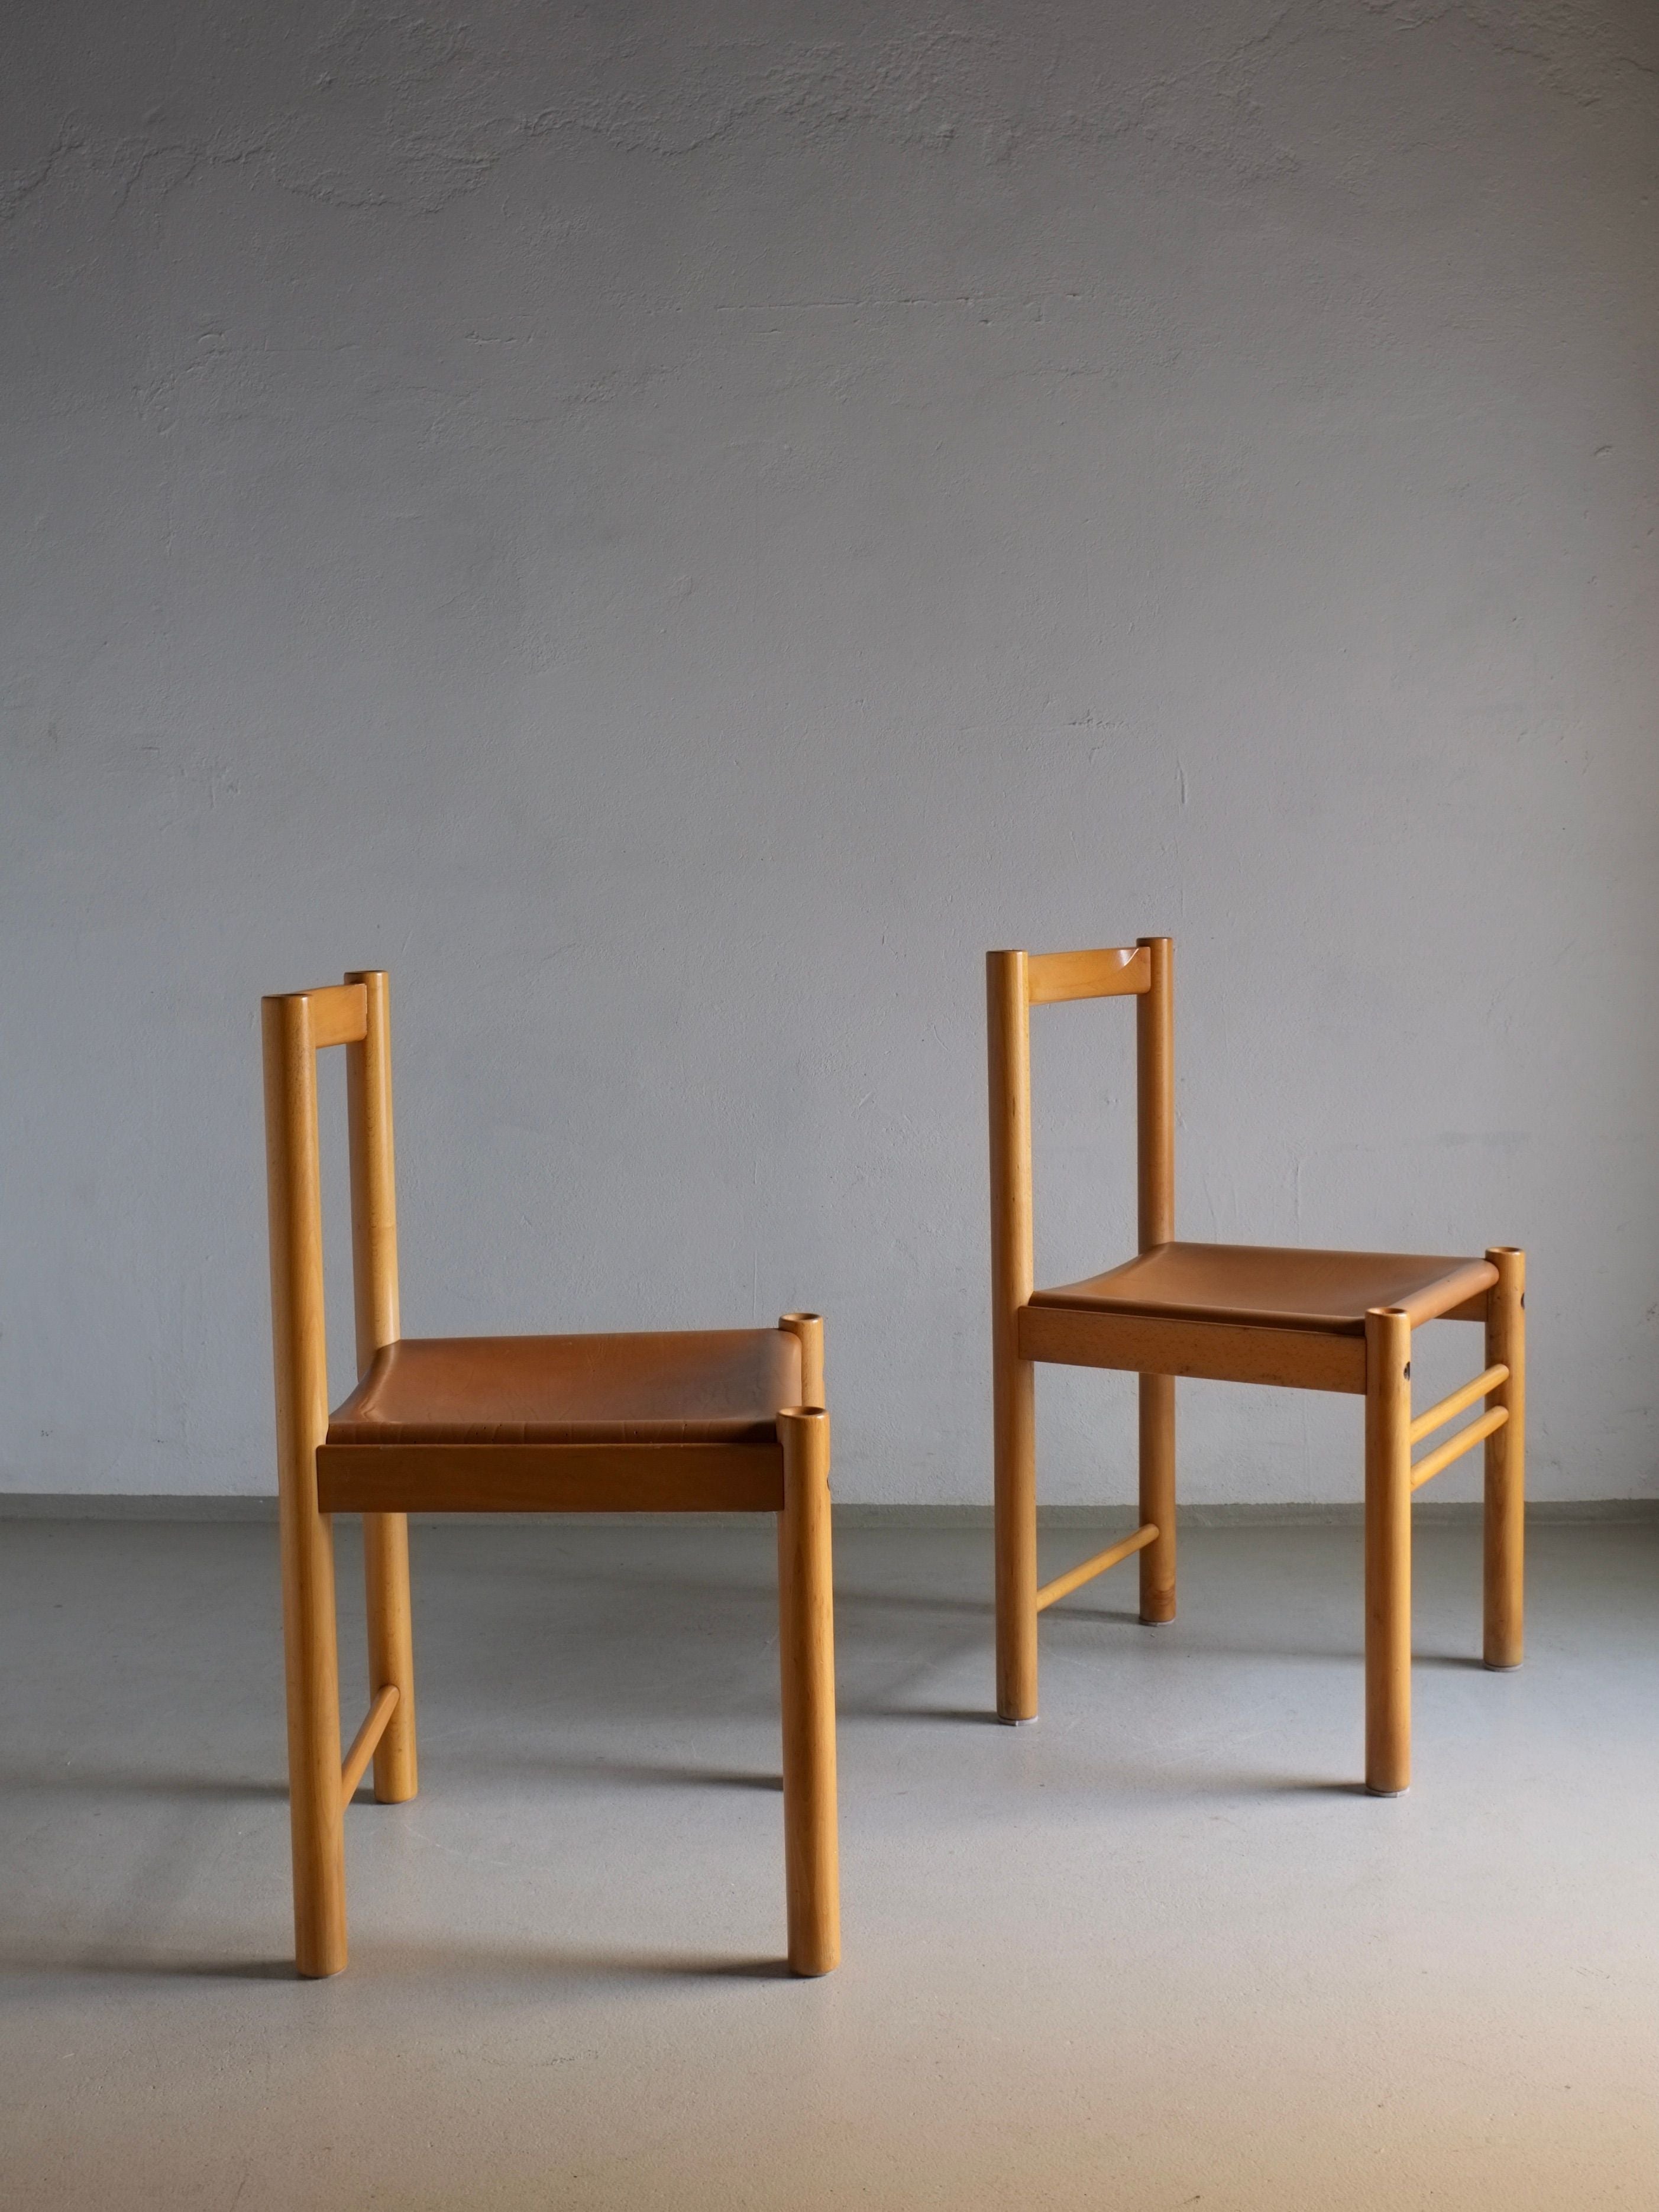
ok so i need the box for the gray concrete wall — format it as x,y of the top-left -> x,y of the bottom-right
3,2 -> 1655,1503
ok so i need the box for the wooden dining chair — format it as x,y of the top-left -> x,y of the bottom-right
988,937 -> 1524,1794
261,972 -> 838,1977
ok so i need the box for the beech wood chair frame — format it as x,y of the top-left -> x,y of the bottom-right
263,972 -> 839,1978
988,938 -> 1525,1794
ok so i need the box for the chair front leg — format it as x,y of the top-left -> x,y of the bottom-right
778,1408 -> 839,1975
1483,1249 -> 1525,1670
1364,1306 -> 1413,1795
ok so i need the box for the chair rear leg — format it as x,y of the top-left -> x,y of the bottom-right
994,1351 -> 1038,1721
1364,1306 -> 1413,1794
264,992 -> 348,1975
988,949 -> 1037,1722
778,1408 -> 839,1976
364,1511 -> 418,1800
1139,1372 -> 1176,1624
1483,1248 -> 1525,1670
280,1485 -> 348,1975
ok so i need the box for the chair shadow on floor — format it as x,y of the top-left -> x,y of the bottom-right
0,1767 -> 289,1802
0,1757 -> 784,1805
842,1704 -> 1005,1723
0,1752 -> 801,1988
830,1586 -> 994,1620
1036,1605 -> 1499,1671
0,1943 -> 795,1986
0,1951 -> 297,1981
409,1751 -> 782,1796
363,1943 -> 797,1985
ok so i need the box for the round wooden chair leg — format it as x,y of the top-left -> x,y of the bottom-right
1364,1307 -> 1412,1796
1138,1372 -> 1176,1624
1483,1249 -> 1525,1670
778,1408 -> 839,1975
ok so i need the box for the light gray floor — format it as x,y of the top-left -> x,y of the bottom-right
1,1515 -> 1653,2208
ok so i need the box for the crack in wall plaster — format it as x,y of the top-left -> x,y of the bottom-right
0,5 -> 1373,224
7,5 -> 1654,235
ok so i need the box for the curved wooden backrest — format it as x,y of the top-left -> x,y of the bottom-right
986,939 -> 1173,1326
1024,944 -> 1150,1005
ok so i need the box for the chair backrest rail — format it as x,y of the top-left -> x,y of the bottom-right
344,972 -> 401,1368
1136,939 -> 1174,1250
987,938 -> 1175,1320
262,974 -> 403,1469
306,983 -> 369,1049
1026,945 -> 1150,1005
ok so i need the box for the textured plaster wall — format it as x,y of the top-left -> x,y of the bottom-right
2,2 -> 1656,1503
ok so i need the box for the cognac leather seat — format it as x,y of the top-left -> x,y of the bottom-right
1029,1242 -> 1497,1337
328,1328 -> 805,1448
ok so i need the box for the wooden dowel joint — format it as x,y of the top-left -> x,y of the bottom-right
1035,1523 -> 1159,1612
